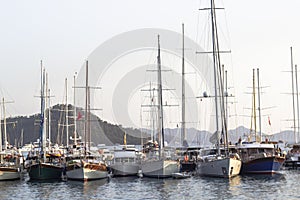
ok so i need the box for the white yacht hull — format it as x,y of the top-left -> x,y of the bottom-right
197,157 -> 241,178
0,167 -> 21,180
110,163 -> 140,176
141,159 -> 179,178
67,167 -> 108,181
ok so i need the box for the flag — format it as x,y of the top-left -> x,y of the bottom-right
268,116 -> 271,126
77,111 -> 83,120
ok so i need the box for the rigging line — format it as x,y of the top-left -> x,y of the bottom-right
212,0 -> 229,149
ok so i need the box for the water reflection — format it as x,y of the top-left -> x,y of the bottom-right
229,175 -> 241,187
1,171 -> 300,199
67,178 -> 109,197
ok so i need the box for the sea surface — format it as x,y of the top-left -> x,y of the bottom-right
1,170 -> 300,200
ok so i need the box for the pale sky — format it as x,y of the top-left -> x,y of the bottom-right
1,0 -> 300,135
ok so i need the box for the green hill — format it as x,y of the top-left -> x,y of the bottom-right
3,104 -> 148,147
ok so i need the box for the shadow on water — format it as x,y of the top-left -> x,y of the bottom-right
55,178 -> 109,199
230,173 -> 287,200
133,176 -> 197,200
2,171 -> 300,199
110,176 -> 140,183
241,172 -> 286,183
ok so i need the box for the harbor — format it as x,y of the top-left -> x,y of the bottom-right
1,0 -> 300,199
0,170 -> 299,200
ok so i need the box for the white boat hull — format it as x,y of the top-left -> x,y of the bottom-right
197,157 -> 241,178
110,163 -> 140,176
67,167 -> 108,181
141,159 -> 179,178
0,167 -> 21,180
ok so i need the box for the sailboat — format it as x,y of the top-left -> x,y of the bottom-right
178,23 -> 198,173
141,35 -> 179,178
236,69 -> 285,174
0,98 -> 22,180
28,61 -> 64,180
66,60 -> 108,181
284,47 -> 300,168
196,0 -> 241,178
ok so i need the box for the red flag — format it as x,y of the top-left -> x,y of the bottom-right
268,116 -> 271,126
77,111 -> 82,120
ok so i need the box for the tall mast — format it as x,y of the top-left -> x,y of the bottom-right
224,69 -> 229,149
290,47 -> 297,143
181,23 -> 186,146
45,73 -> 49,149
40,60 -> 46,160
88,86 -> 91,151
65,78 -> 69,147
210,0 -> 220,155
42,72 -> 47,154
48,88 -> 51,148
85,60 -> 89,152
73,74 -> 77,145
149,81 -> 155,142
2,98 -> 7,150
295,64 -> 300,142
252,69 -> 257,140
257,68 -> 262,142
223,65 -> 227,126
157,35 -> 165,155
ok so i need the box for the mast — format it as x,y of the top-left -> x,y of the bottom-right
295,64 -> 300,142
181,23 -> 186,146
251,69 -> 257,140
85,61 -> 88,152
44,73 -> 49,149
48,88 -> 51,148
88,86 -> 91,151
290,47 -> 297,143
257,68 -> 262,142
40,61 -> 46,161
224,69 -> 229,150
84,60 -> 90,152
210,0 -> 221,155
157,35 -> 165,156
73,74 -> 77,145
65,78 -> 69,147
149,81 -> 155,142
2,98 -> 7,150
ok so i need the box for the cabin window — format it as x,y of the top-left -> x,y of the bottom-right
248,149 -> 258,155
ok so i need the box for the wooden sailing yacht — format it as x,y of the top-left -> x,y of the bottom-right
28,61 -> 64,180
0,98 -> 22,181
196,0 -> 241,178
66,60 -> 108,181
141,35 -> 179,178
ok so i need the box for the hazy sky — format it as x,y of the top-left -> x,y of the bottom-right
1,0 -> 300,135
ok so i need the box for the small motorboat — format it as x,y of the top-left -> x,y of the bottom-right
172,172 -> 191,179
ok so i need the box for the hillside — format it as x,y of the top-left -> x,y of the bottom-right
2,104 -> 296,147
3,104 -> 148,147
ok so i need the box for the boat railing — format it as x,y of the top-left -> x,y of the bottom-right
112,157 -> 137,164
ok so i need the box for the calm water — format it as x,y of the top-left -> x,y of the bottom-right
1,170 -> 300,200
